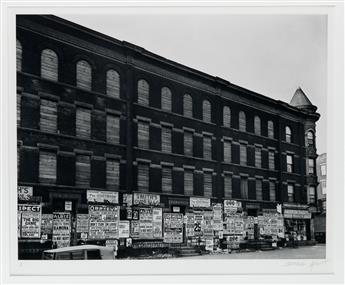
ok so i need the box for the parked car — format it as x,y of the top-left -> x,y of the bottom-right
42,245 -> 115,260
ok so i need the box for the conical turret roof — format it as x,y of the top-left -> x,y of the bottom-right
290,87 -> 316,111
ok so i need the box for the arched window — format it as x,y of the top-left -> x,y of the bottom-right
254,116 -> 261,135
239,111 -> 246,132
41,49 -> 58,81
223,106 -> 231,127
183,94 -> 193,118
267,120 -> 274,138
16,39 -> 22,72
307,130 -> 314,146
285,126 -> 292,143
137,79 -> 149,105
161,87 -> 172,112
76,60 -> 92,90
203,100 -> 211,123
106,69 -> 120,98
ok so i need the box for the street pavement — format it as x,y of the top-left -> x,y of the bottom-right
180,244 -> 326,259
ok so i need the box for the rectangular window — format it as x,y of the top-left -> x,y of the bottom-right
203,136 -> 212,160
240,144 -> 247,166
138,121 -> 150,149
106,159 -> 120,190
224,174 -> 232,198
268,151 -> 275,170
308,159 -> 315,175
255,147 -> 261,168
39,151 -> 56,183
203,172 -> 213,197
138,163 -> 149,192
286,154 -> 293,173
184,170 -> 194,196
161,126 -> 172,153
269,181 -> 276,201
17,93 -> 21,127
162,166 -> 172,194
184,131 -> 193,156
224,140 -> 231,163
40,99 -> 57,133
321,180 -> 326,194
320,164 -> 326,176
256,179 -> 263,201
76,155 -> 91,187
240,177 -> 248,199
308,186 -> 316,204
287,184 -> 294,202
106,114 -> 120,144
76,107 -> 91,139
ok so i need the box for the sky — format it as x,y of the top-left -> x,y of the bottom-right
60,14 -> 327,154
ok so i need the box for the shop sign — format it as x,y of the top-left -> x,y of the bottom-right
132,241 -> 168,249
283,209 -> 311,219
65,201 -> 72,211
163,213 -> 183,243
119,221 -> 130,238
130,221 -> 140,239
87,190 -> 119,204
18,186 -> 33,201
190,197 -> 210,208
283,203 -> 309,210
41,214 -> 53,234
133,193 -> 160,206
52,212 -> 70,248
88,205 -> 120,239
18,204 -> 41,238
123,194 -> 133,206
168,198 -> 189,206
76,214 -> 89,233
152,208 -> 163,238
205,239 -> 214,251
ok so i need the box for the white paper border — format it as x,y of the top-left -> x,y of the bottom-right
1,1 -> 344,284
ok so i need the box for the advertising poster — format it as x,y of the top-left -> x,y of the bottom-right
105,239 -> 118,250
203,211 -> 214,236
190,197 -> 210,208
87,190 -> 119,204
18,186 -> 33,201
130,220 -> 140,239
132,209 -> 139,220
212,203 -> 223,231
163,213 -> 183,243
88,205 -> 119,239
119,221 -> 130,238
139,208 -> 153,238
152,208 -> 162,238
205,238 -> 214,251
133,193 -> 160,206
185,213 -> 195,237
18,204 -> 41,238
52,212 -> 71,248
76,214 -> 89,233
123,194 -> 133,206
193,213 -> 204,236
126,207 -> 133,219
224,200 -> 242,216
41,214 -> 53,235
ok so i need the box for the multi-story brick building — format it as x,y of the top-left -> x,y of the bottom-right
16,15 -> 320,256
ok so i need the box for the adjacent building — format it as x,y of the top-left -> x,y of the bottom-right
16,15 -> 320,257
314,153 -> 326,243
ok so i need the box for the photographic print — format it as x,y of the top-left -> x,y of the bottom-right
15,12 -> 328,262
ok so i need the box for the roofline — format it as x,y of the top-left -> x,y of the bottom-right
23,15 -> 319,119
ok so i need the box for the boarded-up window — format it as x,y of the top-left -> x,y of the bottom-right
269,181 -> 276,201
137,79 -> 149,105
106,114 -> 120,144
204,172 -> 212,197
224,140 -> 231,163
162,166 -> 172,194
161,126 -> 172,153
308,186 -> 316,204
41,49 -> 58,81
16,40 -> 22,72
203,136 -> 212,160
17,93 -> 21,127
184,131 -> 193,156
287,184 -> 294,202
106,159 -> 120,190
268,151 -> 275,170
76,155 -> 90,187
240,177 -> 248,199
268,121 -> 274,138
255,147 -> 261,168
308,158 -> 315,174
138,163 -> 149,192
285,126 -> 292,143
106,69 -> 120,98
240,144 -> 247,166
224,174 -> 232,198
203,100 -> 211,123
184,170 -> 194,196
161,87 -> 172,112
256,179 -> 263,201
183,94 -> 193,118
40,99 -> 57,133
286,154 -> 293,173
223,106 -> 231,127
76,60 -> 92,90
254,116 -> 261,135
39,151 -> 56,183
76,107 -> 91,139
138,121 -> 149,149
239,111 -> 246,132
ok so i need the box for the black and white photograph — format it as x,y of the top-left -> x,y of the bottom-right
1,1 -> 344,284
